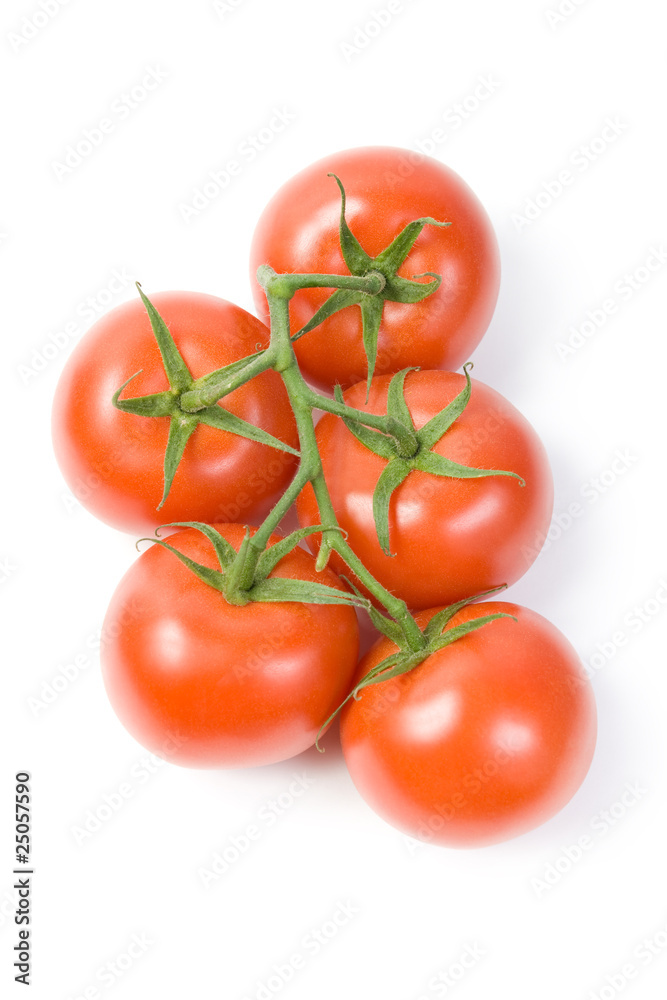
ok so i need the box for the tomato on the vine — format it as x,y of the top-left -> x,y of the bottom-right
296,369 -> 553,610
340,602 -> 597,847
101,523 -> 360,768
52,292 -> 299,534
250,146 -> 500,392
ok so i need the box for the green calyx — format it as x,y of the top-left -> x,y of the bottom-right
113,284 -> 299,508
335,363 -> 526,557
316,586 -> 515,749
291,174 -> 450,397
139,522 -> 371,609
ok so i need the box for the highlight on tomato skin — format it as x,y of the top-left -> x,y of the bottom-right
339,602 -> 597,848
100,523 -> 360,769
250,145 -> 500,393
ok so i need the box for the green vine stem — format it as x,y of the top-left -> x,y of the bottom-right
301,388 -> 419,458
257,272 -> 427,653
179,268 -> 385,413
112,188 -> 491,657
179,346 -> 276,412
115,260 -> 516,659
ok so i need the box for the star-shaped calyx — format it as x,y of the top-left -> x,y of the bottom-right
334,364 -> 525,556
140,522 -> 370,609
291,174 -> 451,397
315,585 -> 516,748
113,285 -> 299,508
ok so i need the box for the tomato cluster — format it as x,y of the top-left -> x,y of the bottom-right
52,146 -> 596,848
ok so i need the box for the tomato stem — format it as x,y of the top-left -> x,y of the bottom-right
241,275 -> 425,652
303,387 -> 419,457
118,230 -> 439,648
257,266 -> 386,300
179,347 -> 277,413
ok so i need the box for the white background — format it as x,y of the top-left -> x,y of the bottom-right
2,1 -> 666,998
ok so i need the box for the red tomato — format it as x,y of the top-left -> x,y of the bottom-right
52,292 -> 298,534
100,523 -> 360,768
341,602 -> 597,847
250,146 -> 500,392
296,370 -> 553,610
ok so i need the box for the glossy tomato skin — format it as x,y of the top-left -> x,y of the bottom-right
52,292 -> 298,534
296,370 -> 553,610
250,146 -> 500,392
101,524 -> 360,768
341,602 -> 597,847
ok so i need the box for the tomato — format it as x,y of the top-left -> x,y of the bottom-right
249,146 -> 500,392
52,291 -> 299,534
296,370 -> 553,610
340,602 -> 597,847
100,523 -> 360,768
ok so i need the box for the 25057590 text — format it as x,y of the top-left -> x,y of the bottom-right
13,771 -> 32,985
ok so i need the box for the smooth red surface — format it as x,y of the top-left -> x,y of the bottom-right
341,602 -> 597,847
250,146 -> 500,392
101,524 -> 360,768
52,292 -> 299,534
296,370 -> 554,610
